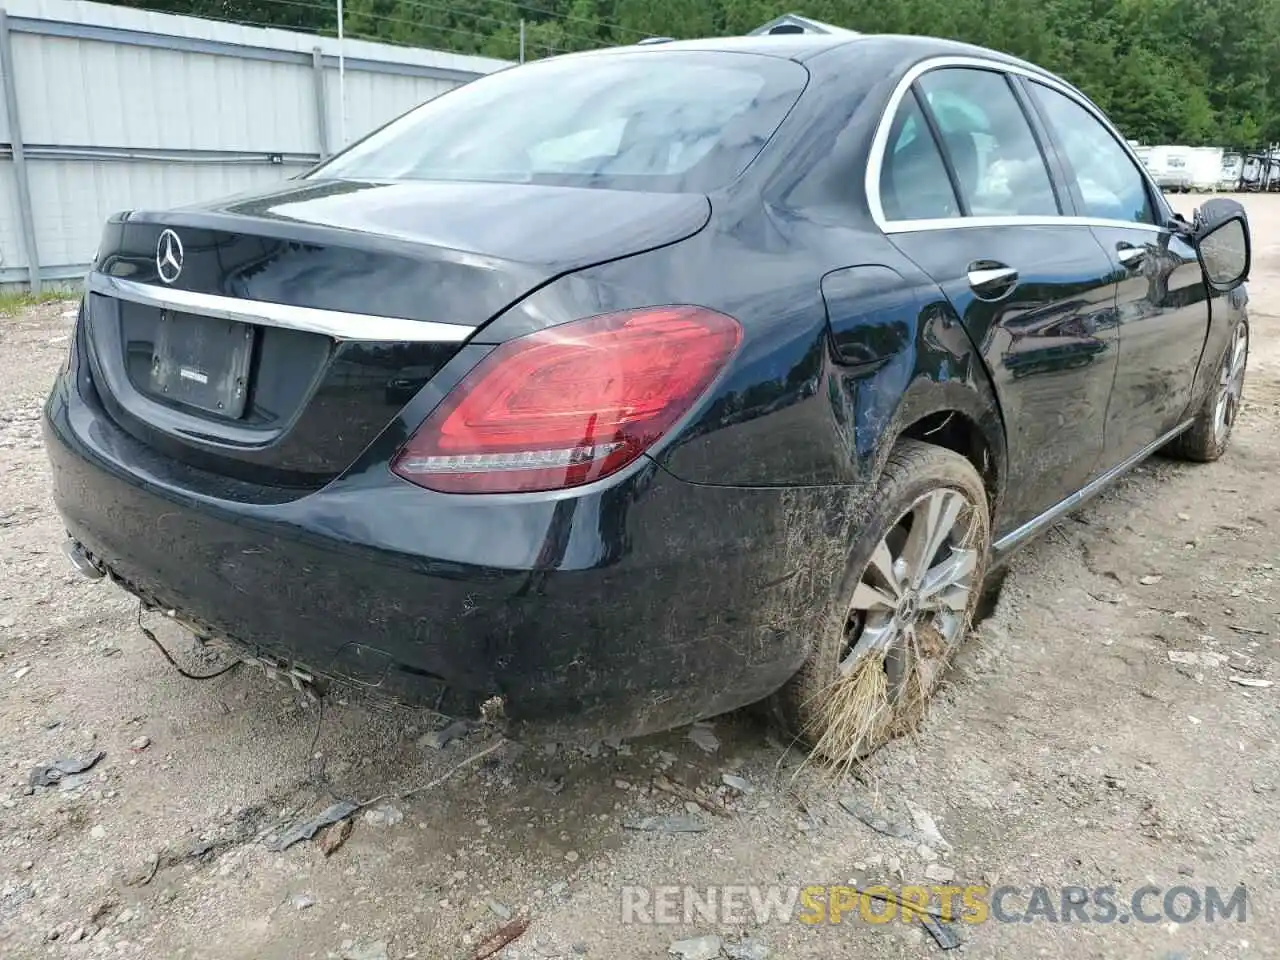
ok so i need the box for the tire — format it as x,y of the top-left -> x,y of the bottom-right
773,439 -> 991,760
1168,317 -> 1248,462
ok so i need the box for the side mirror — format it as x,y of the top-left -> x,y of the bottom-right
1193,198 -> 1251,292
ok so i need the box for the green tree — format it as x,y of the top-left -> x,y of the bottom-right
107,0 -> 1280,147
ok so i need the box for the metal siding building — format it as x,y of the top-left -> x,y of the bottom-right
0,0 -> 511,290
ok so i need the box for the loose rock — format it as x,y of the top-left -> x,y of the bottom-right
924,863 -> 955,883
721,774 -> 752,794
319,818 -> 353,857
341,941 -> 390,960
362,803 -> 404,828
725,937 -> 771,960
669,934 -> 722,960
686,723 -> 720,754
1228,676 -> 1273,688
1168,650 -> 1228,668
906,801 -> 952,852
417,719 -> 472,751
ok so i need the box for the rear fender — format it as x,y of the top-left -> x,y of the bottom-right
822,264 -> 1007,505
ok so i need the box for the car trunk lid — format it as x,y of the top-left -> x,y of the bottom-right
83,178 -> 710,491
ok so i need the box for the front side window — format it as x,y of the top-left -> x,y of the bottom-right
879,91 -> 961,221
310,52 -> 808,194
916,68 -> 1059,217
1027,82 -> 1156,226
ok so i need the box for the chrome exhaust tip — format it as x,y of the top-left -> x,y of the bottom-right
62,540 -> 105,580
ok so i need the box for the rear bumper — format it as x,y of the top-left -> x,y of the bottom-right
44,344 -> 859,739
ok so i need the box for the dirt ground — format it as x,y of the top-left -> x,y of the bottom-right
2,194 -> 1279,960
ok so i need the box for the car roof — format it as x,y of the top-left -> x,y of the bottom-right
574,33 -> 1046,75
552,34 -> 1069,103
605,34 -> 864,60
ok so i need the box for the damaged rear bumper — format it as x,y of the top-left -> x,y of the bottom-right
43,354 -> 855,740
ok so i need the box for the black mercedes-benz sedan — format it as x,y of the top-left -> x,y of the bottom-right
44,32 -> 1251,751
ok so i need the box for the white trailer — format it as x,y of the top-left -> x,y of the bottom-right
1186,147 -> 1225,191
1144,146 -> 1193,192
1220,153 -> 1244,191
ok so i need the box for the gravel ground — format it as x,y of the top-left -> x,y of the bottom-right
2,194 -> 1279,960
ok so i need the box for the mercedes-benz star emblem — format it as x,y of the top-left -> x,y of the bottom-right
156,229 -> 184,284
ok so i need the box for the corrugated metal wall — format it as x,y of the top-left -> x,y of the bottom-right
0,0 -> 510,289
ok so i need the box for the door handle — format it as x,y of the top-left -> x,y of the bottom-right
1117,244 -> 1145,267
967,265 -> 1018,293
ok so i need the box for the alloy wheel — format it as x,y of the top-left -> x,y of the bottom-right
1213,321 -> 1248,443
841,487 -> 983,704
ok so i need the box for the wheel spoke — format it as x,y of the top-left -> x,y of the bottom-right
865,539 -> 903,599
1231,332 -> 1247,377
926,585 -> 970,613
839,617 -> 897,676
919,547 -> 978,606
1215,391 -> 1229,434
900,490 -> 966,587
850,579 -> 897,612
1229,374 -> 1244,401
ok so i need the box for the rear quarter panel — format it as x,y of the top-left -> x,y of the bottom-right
478,210 -> 1006,500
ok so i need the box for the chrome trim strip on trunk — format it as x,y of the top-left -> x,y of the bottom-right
86,272 -> 476,343
991,419 -> 1194,556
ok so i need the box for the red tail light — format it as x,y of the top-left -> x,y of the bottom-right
391,306 -> 742,494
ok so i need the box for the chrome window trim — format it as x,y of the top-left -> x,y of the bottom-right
881,215 -> 1167,236
866,55 -> 1169,236
86,272 -> 475,344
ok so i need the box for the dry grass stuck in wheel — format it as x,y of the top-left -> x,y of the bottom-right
800,629 -> 940,782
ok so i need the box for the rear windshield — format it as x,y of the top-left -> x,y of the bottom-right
309,51 -> 808,193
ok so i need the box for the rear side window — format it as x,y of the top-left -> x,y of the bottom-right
1027,82 -> 1156,226
310,52 -> 808,194
916,68 -> 1059,217
879,91 -> 961,221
